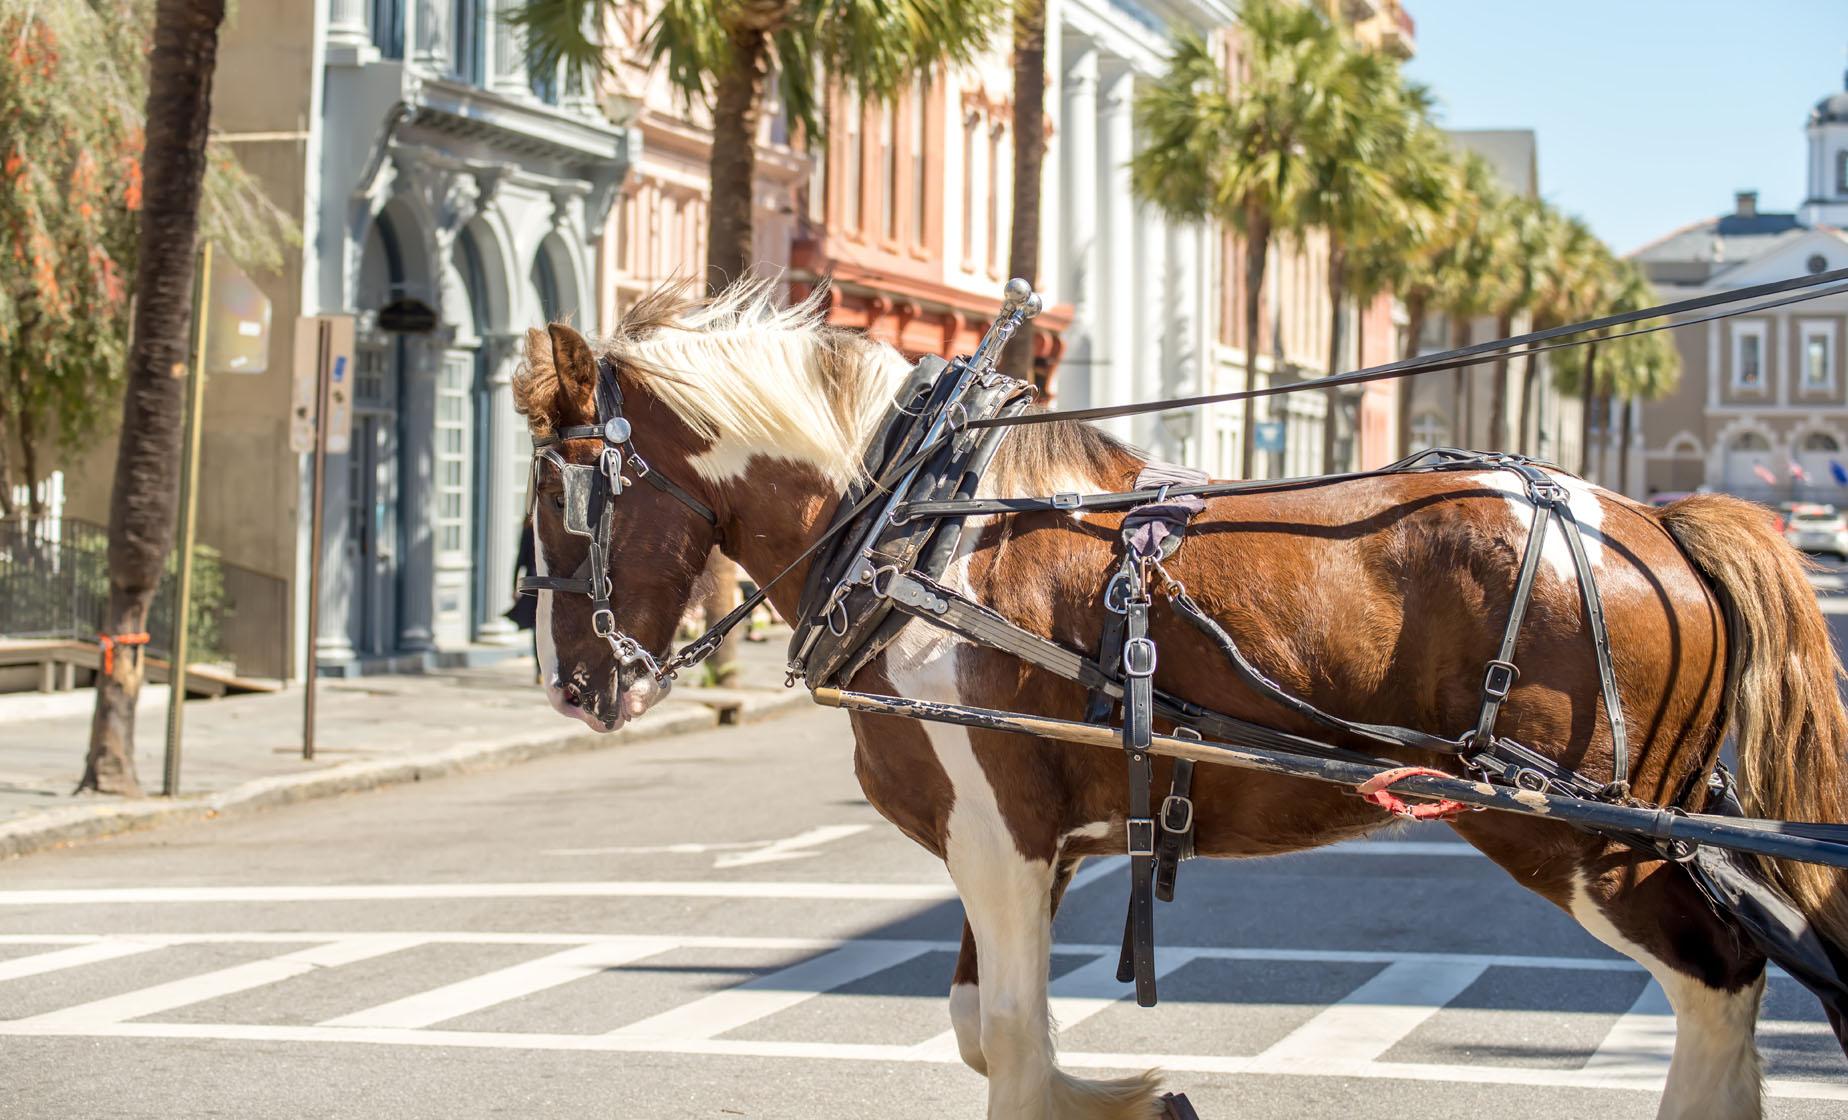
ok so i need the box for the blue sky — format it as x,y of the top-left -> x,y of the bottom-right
1402,0 -> 1848,255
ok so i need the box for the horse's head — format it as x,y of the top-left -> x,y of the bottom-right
514,321 -> 720,731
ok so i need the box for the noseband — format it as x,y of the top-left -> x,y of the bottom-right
518,356 -> 716,681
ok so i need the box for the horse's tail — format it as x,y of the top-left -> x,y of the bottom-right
1658,492 -> 1848,944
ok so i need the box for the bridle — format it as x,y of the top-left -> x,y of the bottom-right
517,356 -> 717,683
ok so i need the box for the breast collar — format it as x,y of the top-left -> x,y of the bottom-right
517,356 -> 717,679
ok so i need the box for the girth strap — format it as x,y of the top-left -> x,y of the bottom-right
1115,576 -> 1159,1007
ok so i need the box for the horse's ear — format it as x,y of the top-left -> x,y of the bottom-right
514,323 -> 598,436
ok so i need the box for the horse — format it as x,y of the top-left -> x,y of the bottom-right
512,281 -> 1848,1120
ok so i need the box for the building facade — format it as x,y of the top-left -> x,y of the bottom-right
1633,70 -> 1848,504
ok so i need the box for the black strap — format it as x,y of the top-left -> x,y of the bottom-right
1154,754 -> 1195,903
1555,496 -> 1629,791
1115,580 -> 1159,1007
1084,606 -> 1127,726
1470,467 -> 1557,747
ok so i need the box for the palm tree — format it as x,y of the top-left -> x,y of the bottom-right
1486,196 -> 1551,452
1428,152 -> 1511,449
1612,321 -> 1680,495
518,0 -> 995,293
1305,66 -> 1444,473
998,0 -> 1045,382
1133,2 -> 1341,479
82,0 -> 231,796
1516,211 -> 1600,456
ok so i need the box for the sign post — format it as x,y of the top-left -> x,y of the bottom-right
295,315 -> 354,761
163,246 -> 272,797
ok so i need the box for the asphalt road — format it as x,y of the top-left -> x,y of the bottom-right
3,691 -> 1845,1120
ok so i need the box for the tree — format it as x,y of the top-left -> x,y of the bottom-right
998,0 -> 1045,383
79,0 -> 225,795
1134,2 -> 1340,479
519,0 -> 995,294
1515,211 -> 1600,457
1427,152 -> 1511,449
1303,64 -> 1444,473
1549,259 -> 1659,486
0,0 -> 286,524
1486,196 -> 1552,453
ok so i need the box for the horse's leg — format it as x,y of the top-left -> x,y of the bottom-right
948,856 -> 1078,1079
1569,859 -> 1767,1120
1456,820 -> 1768,1120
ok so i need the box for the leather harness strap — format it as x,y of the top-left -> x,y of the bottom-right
1115,569 -> 1160,1007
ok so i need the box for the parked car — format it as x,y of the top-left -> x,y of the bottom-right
1784,504 -> 1848,559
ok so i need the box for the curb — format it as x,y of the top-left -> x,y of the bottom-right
0,689 -> 812,861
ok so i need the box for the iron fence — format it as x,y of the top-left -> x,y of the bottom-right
0,515 -> 289,681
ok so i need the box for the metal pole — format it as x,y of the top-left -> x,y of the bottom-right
163,242 -> 214,797
302,319 -> 331,761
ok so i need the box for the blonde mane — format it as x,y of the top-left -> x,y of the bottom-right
600,279 -> 913,487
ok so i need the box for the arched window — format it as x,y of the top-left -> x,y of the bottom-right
1410,412 -> 1449,453
1730,430 -> 1771,452
1803,431 -> 1842,453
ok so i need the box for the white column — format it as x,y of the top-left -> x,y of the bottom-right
326,0 -> 377,65
1058,40 -> 1099,410
1134,201 -> 1166,452
1039,15 -> 1063,310
413,0 -> 449,69
397,338 -> 440,653
490,2 -> 530,98
1098,59 -> 1136,441
477,337 -> 522,644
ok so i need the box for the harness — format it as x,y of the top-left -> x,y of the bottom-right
516,357 -> 718,681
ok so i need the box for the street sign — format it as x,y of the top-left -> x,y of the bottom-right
1254,420 -> 1286,453
290,316 -> 355,454
204,254 -> 272,374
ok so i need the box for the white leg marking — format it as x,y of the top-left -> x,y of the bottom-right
1570,874 -> 1765,1120
1472,469 -> 1606,582
948,980 -> 987,1074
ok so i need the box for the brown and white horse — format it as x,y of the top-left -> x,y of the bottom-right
515,282 -> 1848,1120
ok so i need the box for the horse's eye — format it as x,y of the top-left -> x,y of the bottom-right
550,492 -> 565,512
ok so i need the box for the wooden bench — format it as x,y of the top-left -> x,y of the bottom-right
0,639 -> 282,698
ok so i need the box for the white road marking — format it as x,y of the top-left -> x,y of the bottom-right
543,824 -> 872,867
1254,959 -> 1489,1068
0,880 -> 958,906
712,824 -> 873,869
0,932 -> 1839,1101
1067,856 -> 1127,892
608,938 -> 931,1040
0,939 -> 165,982
319,939 -> 680,1029
1582,979 -> 1675,1085
12,936 -> 422,1027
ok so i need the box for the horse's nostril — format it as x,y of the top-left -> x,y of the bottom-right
561,683 -> 581,708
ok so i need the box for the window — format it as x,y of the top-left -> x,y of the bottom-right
370,0 -> 404,58
987,124 -> 1004,272
1410,412 -> 1448,453
1838,150 -> 1848,195
436,356 -> 471,555
880,101 -> 897,241
1802,321 -> 1836,392
962,112 -> 978,265
450,0 -> 485,85
842,92 -> 862,232
1732,322 -> 1766,392
1804,432 -> 1842,453
911,78 -> 928,246
1730,431 -> 1771,452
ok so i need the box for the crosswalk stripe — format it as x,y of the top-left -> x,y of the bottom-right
0,881 -> 958,906
1582,979 -> 1676,1085
0,940 -> 164,982
1253,959 -> 1490,1068
607,939 -> 932,1040
319,939 -> 680,1029
11,937 -> 423,1027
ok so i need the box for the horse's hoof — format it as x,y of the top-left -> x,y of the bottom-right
1159,1092 -> 1201,1120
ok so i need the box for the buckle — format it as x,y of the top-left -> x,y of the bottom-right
1160,795 -> 1194,835
1126,817 -> 1157,857
628,453 -> 651,478
1482,660 -> 1518,701
1527,478 -> 1567,505
1123,636 -> 1158,678
1051,491 -> 1082,510
591,608 -> 616,637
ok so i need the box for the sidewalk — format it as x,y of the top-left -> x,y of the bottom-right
0,631 -> 807,859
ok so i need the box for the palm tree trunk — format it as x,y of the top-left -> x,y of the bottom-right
1241,215 -> 1271,480
1321,242 -> 1347,475
1397,297 -> 1426,458
1488,311 -> 1512,451
1517,344 -> 1540,457
1450,317 -> 1470,447
704,27 -> 769,293
1618,396 -> 1635,496
998,0 -> 1046,384
1578,340 -> 1600,478
83,0 -> 228,796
